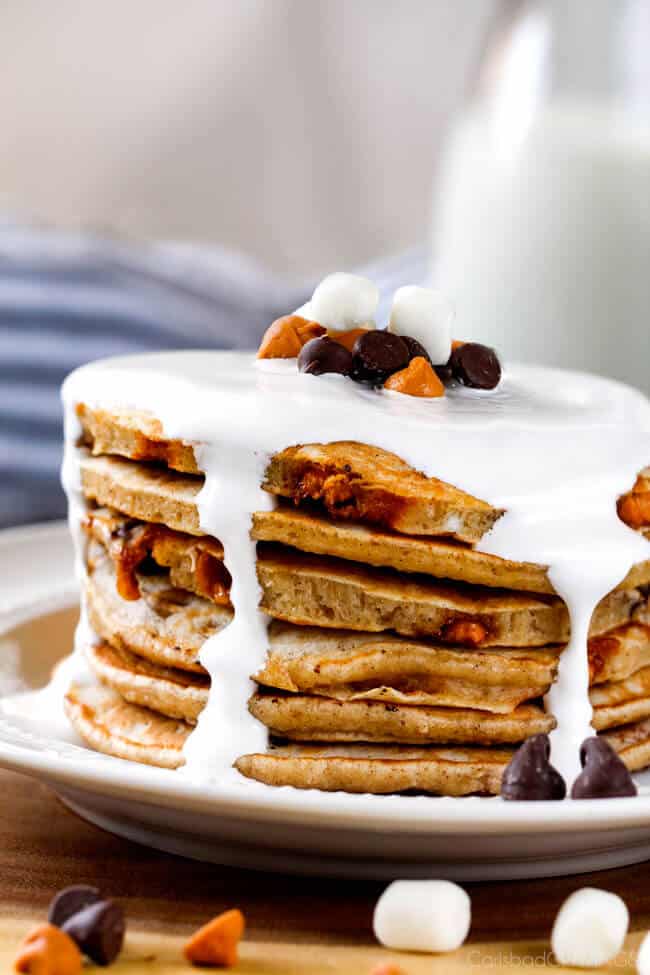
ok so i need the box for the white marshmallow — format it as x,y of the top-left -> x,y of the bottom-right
637,931 -> 650,974
309,273 -> 379,331
388,286 -> 452,365
551,888 -> 628,968
373,880 -> 470,954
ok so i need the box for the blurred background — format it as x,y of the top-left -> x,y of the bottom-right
1,0 -> 649,529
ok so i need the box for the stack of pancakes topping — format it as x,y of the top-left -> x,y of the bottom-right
64,403 -> 650,795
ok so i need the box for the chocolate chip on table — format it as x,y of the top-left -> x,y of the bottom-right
571,737 -> 637,799
400,335 -> 431,364
501,734 -> 566,801
62,899 -> 125,966
298,336 -> 353,376
449,342 -> 501,390
350,330 -> 410,386
48,885 -> 102,929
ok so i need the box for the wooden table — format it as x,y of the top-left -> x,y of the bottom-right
2,767 -> 650,973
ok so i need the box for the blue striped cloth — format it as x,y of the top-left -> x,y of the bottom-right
0,222 -> 428,527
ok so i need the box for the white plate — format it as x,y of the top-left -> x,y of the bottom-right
2,521 -> 650,881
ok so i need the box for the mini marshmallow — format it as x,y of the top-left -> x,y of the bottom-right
373,880 -> 470,954
637,931 -> 650,974
309,273 -> 379,331
551,888 -> 628,968
388,286 -> 452,365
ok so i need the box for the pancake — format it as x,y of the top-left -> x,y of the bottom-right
256,622 -> 560,713
86,543 -> 230,673
86,642 -> 209,723
253,507 -> 650,594
235,742 -> 512,795
588,622 -> 650,685
603,718 -> 650,772
257,546 -> 641,647
77,403 -> 201,475
591,665 -> 650,731
263,442 -> 503,543
253,505 -> 556,594
64,682 -> 189,769
80,451 -> 205,536
248,691 -> 554,745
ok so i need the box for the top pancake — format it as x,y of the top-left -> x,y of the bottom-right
262,442 -> 502,543
77,403 -> 201,474
78,404 -> 502,543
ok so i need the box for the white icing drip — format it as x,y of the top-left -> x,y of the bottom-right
61,352 -> 650,789
182,444 -> 271,775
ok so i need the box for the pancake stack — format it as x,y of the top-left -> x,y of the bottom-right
65,404 -> 650,795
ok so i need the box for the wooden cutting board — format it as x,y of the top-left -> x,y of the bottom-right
1,768 -> 649,973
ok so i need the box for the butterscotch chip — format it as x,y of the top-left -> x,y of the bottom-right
184,909 -> 245,967
257,315 -> 325,359
14,923 -> 82,975
383,357 -> 445,398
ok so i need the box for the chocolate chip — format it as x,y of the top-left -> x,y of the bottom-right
298,336 -> 352,376
350,330 -> 409,386
501,734 -> 566,801
62,900 -> 125,966
571,737 -> 637,799
449,342 -> 501,390
400,335 -> 431,364
48,885 -> 102,928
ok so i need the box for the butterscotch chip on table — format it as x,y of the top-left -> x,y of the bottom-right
262,441 -> 503,543
14,923 -> 82,975
184,909 -> 245,968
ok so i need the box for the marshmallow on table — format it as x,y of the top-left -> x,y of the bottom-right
373,880 -> 471,953
309,273 -> 379,331
637,931 -> 650,974
551,888 -> 628,968
388,286 -> 452,365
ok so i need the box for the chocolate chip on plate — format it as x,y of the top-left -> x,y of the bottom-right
48,885 -> 102,929
62,899 -> 125,966
449,342 -> 501,390
350,330 -> 409,386
400,335 -> 431,364
501,733 -> 566,801
571,737 -> 637,799
298,336 -> 353,376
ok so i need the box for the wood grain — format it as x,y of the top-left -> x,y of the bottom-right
1,767 -> 650,971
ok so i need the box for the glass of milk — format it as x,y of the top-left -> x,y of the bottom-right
433,0 -> 650,392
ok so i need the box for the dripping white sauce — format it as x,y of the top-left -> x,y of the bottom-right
61,352 -> 650,789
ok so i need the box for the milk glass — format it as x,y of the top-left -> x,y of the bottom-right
433,0 -> 650,392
